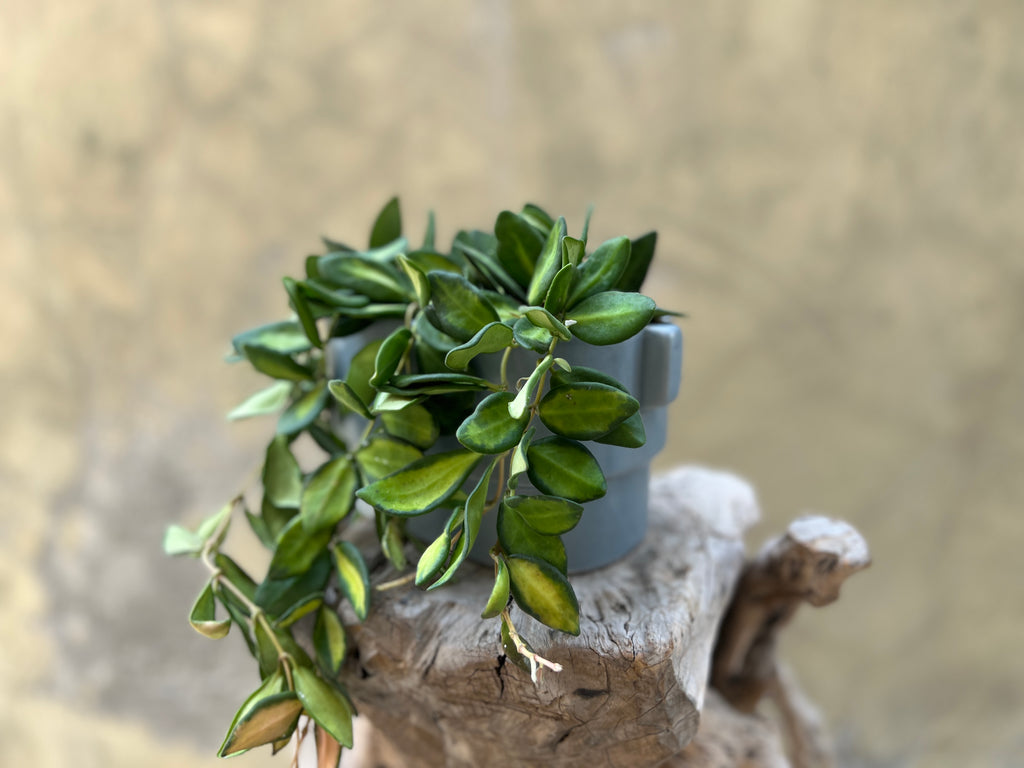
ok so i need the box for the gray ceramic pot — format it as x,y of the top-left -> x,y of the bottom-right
328,320 -> 683,573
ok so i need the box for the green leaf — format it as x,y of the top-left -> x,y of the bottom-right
412,312 -> 460,353
292,666 -> 355,749
494,210 -> 545,288
263,435 -> 303,508
243,345 -> 314,381
415,530 -> 452,587
457,391 -> 528,454
507,555 -> 580,635
369,196 -> 402,248
460,243 -> 525,298
314,606 -> 348,675
370,391 -> 424,413
277,381 -> 329,435
508,426 -> 534,492
503,494 -> 583,535
231,321 -> 311,358
526,436 -> 606,503
550,364 -> 627,392
381,516 -> 407,570
355,436 -> 423,481
327,379 -> 372,419
405,249 -> 462,276
189,581 -> 231,639
386,372 -> 494,395
371,326 -> 413,387
274,591 -> 324,628
267,516 -> 335,580
520,203 -> 555,234
481,556 -> 510,618
301,456 -> 357,532
162,524 -> 203,557
509,356 -> 553,420
450,229 -> 497,268
255,551 -> 332,619
566,291 -> 656,346
616,231 -> 658,292
444,321 -> 514,371
538,382 -> 639,441
426,272 -> 500,342
214,553 -> 258,601
543,263 -> 575,315
299,278 -> 371,308
581,204 -> 595,245
497,501 -> 567,574
526,216 -> 566,305
561,235 -> 585,268
397,254 -> 431,307
512,316 -> 552,354
252,496 -> 297,546
422,210 -> 436,250
521,306 -> 571,341
283,276 -> 322,349
566,236 -> 630,308
218,672 -> 303,757
356,450 -> 482,516
345,338 -> 384,407
228,381 -> 293,421
331,541 -> 370,621
380,404 -> 438,450
594,411 -> 647,448
427,459 -> 497,590
318,253 -> 409,302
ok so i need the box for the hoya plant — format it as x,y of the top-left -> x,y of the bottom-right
165,198 -> 674,762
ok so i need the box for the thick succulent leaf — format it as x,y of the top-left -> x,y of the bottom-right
428,459 -> 497,590
415,529 -> 452,587
397,254 -> 431,307
494,210 -> 545,288
380,516 -> 407,570
526,436 -> 606,503
543,263 -> 575,315
426,272 -> 500,342
481,556 -> 511,618
497,502 -> 567,574
277,381 -> 329,435
538,382 -> 639,441
550,364 -> 627,392
292,666 -> 355,749
616,231 -> 658,292
512,316 -> 552,354
457,391 -> 528,454
189,580 -> 231,639
385,372 -> 493,395
331,541 -> 370,621
561,235 -> 585,268
332,302 -> 407,320
508,356 -> 553,420
243,345 -> 314,381
301,456 -> 357,532
162,525 -> 204,558
275,591 -> 324,628
521,306 -> 571,341
369,196 -> 402,249
356,450 -> 481,516
405,249 -> 462,276
565,236 -> 630,308
318,253 -> 409,302
214,553 -> 257,601
263,435 -> 302,509
594,411 -> 647,448
444,321 -> 514,371
371,326 -> 413,387
422,209 -> 436,250
503,494 -> 583,536
507,555 -> 580,635
256,495 -> 297,544
412,311 -> 461,353
566,291 -> 656,346
380,404 -> 439,449
299,278 -> 371,308
344,338 -> 383,408
229,381 -> 293,421
507,426 -> 534,492
283,276 -> 322,348
526,215 -> 567,305
313,606 -> 348,675
327,379 -> 371,419
581,204 -> 594,245
231,320 -> 311,358
266,515 -> 335,580
370,391 -> 424,414
219,677 -> 303,757
355,437 -> 423,482
461,244 -> 525,297
450,229 -> 497,267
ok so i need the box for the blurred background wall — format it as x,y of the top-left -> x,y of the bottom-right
2,1 -> 1022,766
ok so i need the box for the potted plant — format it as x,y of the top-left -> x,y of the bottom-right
164,198 -> 682,763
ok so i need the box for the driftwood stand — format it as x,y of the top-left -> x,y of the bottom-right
326,467 -> 868,768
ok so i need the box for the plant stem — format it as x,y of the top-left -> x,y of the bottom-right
500,346 -> 513,390
501,608 -> 563,683
375,572 -> 417,591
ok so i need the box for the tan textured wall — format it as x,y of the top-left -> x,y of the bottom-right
2,2 -> 1022,766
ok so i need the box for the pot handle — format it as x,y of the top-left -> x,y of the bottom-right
639,322 -> 683,408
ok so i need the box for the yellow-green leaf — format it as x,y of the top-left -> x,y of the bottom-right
538,382 -> 639,441
521,306 -> 572,341
355,437 -> 423,482
293,666 -> 355,749
263,435 -> 302,509
507,555 -> 580,635
415,530 -> 451,587
331,541 -> 370,621
356,450 -> 481,516
509,356 -> 553,420
427,459 -> 497,590
503,494 -> 583,536
243,344 -> 314,381
218,671 -> 303,757
380,404 -> 438,449
565,236 -> 630,308
313,606 -> 347,675
189,580 -> 231,639
566,292 -> 656,346
497,501 -> 567,574
481,556 -> 510,619
277,381 -> 329,435
457,392 -> 528,454
327,379 -> 372,419
369,196 -> 402,248
301,457 -> 357,532
267,516 -> 335,580
371,326 -> 413,387
527,216 -> 566,305
228,381 -> 293,421
283,276 -> 322,348
526,437 -> 606,503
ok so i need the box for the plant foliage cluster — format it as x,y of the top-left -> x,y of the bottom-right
165,198 -> 669,760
